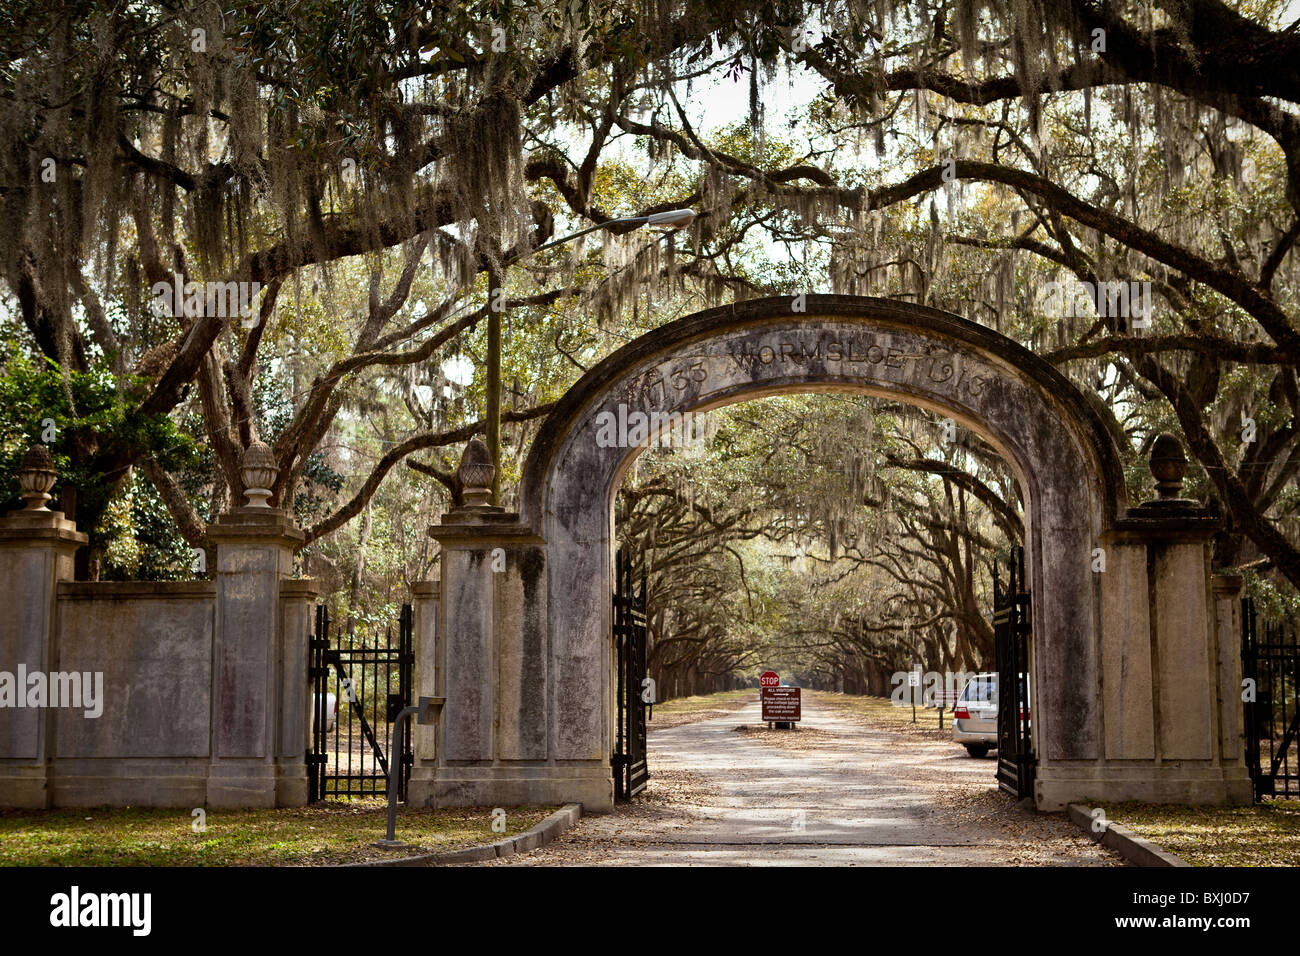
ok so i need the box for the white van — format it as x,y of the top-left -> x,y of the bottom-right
952,673 -> 998,758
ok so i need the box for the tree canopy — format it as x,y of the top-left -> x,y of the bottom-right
3,0 -> 1299,688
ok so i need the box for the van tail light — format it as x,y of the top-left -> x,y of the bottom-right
954,706 -> 970,720
334,699 -> 339,716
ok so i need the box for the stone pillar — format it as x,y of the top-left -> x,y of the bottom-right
1060,435 -> 1252,806
1129,436 -> 1226,769
279,578 -> 319,805
0,447 -> 87,807
1096,536 -> 1154,761
205,441 -> 309,807
407,579 -> 440,806
425,440 -> 606,808
1212,574 -> 1246,765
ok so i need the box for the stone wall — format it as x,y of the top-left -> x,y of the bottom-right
0,461 -> 317,809
0,296 -> 1259,815
49,582 -> 216,806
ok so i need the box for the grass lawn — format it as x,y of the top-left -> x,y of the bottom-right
0,802 -> 557,867
808,689 -> 956,740
650,688 -> 757,728
649,688 -> 957,736
1102,799 -> 1300,866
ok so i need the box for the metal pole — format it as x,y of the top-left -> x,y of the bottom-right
486,262 -> 503,506
481,211 -> 692,507
376,704 -> 419,847
385,716 -> 403,841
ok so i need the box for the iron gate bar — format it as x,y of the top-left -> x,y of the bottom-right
612,549 -> 649,801
307,603 -> 414,801
629,558 -> 649,797
1242,599 -> 1300,799
327,650 -> 390,778
994,546 -> 1035,801
1243,600 -> 1260,797
613,555 -> 625,797
1272,710 -> 1300,782
399,603 -> 413,801
307,604 -> 330,803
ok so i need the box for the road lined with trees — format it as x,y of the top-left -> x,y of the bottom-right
487,690 -> 1119,866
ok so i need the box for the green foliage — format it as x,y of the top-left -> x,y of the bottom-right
4,0 -> 1298,632
100,473 -> 195,582
0,344 -> 200,524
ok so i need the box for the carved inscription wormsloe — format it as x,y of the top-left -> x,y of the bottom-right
617,332 -> 995,426
725,334 -> 990,398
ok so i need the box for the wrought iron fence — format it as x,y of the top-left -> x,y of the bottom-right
612,548 -> 649,801
994,546 -> 1035,801
1242,599 -> 1300,800
308,604 -> 413,801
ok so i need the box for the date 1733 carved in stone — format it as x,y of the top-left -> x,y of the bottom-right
414,295 -> 1251,812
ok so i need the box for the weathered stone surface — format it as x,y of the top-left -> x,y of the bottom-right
276,578 -> 318,806
1153,542 -> 1213,760
407,580 -> 441,807
205,509 -> 308,807
429,764 -> 612,810
1213,575 -> 1245,762
440,548 -> 495,761
278,579 -> 318,761
518,297 -> 1120,802
54,583 -> 215,758
424,295 -> 1250,812
0,295 -> 1251,813
0,547 -> 58,761
496,546 -> 547,760
0,503 -> 316,809
0,509 -> 84,807
411,580 -> 440,762
204,507 -> 302,816
1098,540 -> 1155,759
48,758 -> 210,808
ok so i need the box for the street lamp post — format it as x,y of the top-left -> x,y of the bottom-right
486,259 -> 505,505
483,209 -> 696,505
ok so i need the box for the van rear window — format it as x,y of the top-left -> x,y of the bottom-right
961,678 -> 996,702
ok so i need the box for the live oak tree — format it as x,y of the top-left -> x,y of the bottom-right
0,0 -> 732,574
647,0 -> 1300,592
616,394 -> 1019,696
3,0 -> 1298,651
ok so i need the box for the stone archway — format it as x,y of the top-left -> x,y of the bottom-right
415,295 -> 1251,811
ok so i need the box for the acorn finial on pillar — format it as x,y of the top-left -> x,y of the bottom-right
17,445 -> 56,511
240,440 -> 279,508
457,438 -> 495,508
1149,433 -> 1187,500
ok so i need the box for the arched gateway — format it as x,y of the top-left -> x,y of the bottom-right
411,295 -> 1251,811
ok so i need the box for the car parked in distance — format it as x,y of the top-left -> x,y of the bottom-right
953,673 -> 998,758
313,692 -> 338,733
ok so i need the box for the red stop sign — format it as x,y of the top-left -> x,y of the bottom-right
760,671 -> 780,687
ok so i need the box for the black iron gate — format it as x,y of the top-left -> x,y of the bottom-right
308,604 -> 414,802
612,548 -> 649,801
994,546 -> 1035,801
1242,598 -> 1300,800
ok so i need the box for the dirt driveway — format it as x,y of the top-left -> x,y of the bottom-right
485,691 -> 1121,866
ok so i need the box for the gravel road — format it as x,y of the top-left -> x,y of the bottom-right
484,692 -> 1121,866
